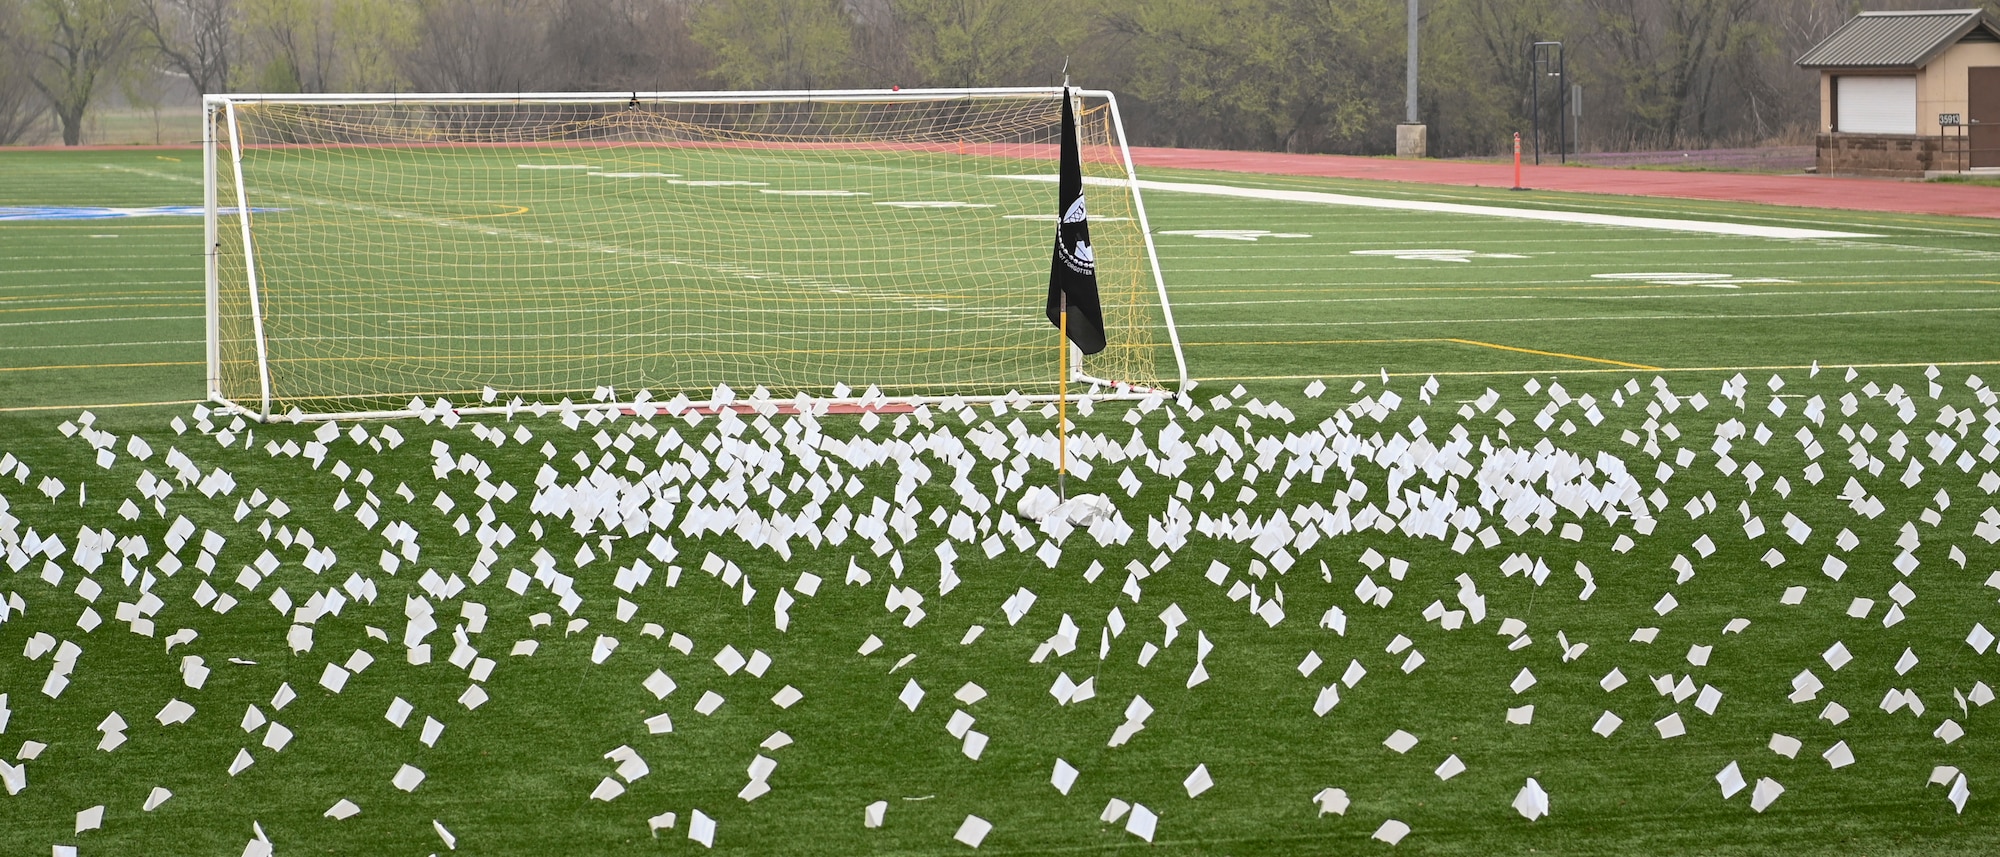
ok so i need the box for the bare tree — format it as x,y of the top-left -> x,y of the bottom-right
138,0 -> 235,93
0,1 -> 52,143
236,0 -> 413,93
846,0 -> 914,84
1670,0 -> 1764,144
545,0 -> 709,91
403,0 -> 550,92
13,0 -> 143,144
1098,0 -> 1401,154
889,0 -> 1063,88
239,0 -> 332,91
692,0 -> 855,91
15,0 -> 1963,155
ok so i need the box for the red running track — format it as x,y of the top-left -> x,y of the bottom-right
1129,147 -> 2000,220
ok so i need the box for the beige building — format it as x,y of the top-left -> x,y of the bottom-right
1797,9 -> 2000,176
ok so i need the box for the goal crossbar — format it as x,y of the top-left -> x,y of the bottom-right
205,87 -> 1120,106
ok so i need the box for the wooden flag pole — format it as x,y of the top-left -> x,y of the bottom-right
1058,292 -> 1069,502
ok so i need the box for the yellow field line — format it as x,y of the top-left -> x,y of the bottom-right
1189,334 -> 1665,371
1174,335 -> 1663,371
1445,338 -> 1662,370
1184,338 -> 1445,347
462,205 -> 531,219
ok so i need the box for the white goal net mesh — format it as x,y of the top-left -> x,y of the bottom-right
208,90 -> 1181,418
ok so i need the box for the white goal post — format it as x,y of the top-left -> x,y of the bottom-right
202,87 -> 1188,422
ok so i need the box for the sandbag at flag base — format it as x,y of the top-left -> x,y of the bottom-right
1047,87 -> 1107,356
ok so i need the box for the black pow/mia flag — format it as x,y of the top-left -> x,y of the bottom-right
1046,86 -> 1107,356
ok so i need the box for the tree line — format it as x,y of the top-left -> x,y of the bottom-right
4,0 -> 1995,153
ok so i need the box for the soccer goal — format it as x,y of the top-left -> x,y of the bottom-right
202,88 -> 1187,421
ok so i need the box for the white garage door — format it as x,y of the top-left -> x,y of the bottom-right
1837,76 -> 1917,134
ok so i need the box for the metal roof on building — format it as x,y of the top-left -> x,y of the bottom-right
1796,9 -> 2000,69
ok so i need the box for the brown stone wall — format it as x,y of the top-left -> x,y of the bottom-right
1817,133 -> 1970,177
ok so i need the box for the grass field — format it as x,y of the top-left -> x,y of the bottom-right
2,148 -> 1999,855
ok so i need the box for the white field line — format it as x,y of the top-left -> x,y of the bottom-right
1180,304 -> 2000,330
1158,242 -> 2000,262
0,294 -> 206,306
1174,287 -> 2000,308
1000,175 -> 1883,239
1132,179 -> 1889,239
1162,278 -> 1986,293
0,339 -> 204,351
1157,244 -> 2000,262
0,314 -> 205,329
0,284 -> 197,294
1154,244 -> 1978,256
1164,261 -> 1991,275
0,267 -> 202,275
1156,187 -> 2000,239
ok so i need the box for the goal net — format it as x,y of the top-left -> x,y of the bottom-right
203,88 -> 1186,420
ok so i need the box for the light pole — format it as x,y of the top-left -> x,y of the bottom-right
1406,0 -> 1419,126
1530,41 -> 1566,165
1572,83 -> 1583,157
1396,0 -> 1426,157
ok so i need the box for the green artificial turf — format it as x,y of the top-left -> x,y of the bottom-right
1,148 -> 1998,856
